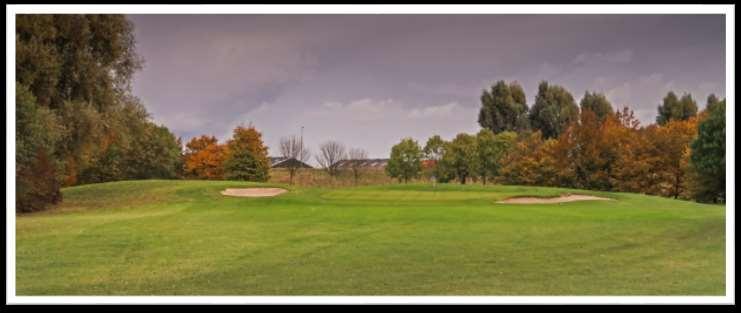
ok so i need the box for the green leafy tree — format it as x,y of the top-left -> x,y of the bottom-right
386,138 -> 423,183
475,129 -> 497,184
689,100 -> 725,203
224,125 -> 270,182
423,135 -> 446,180
509,82 -> 531,131
705,94 -> 722,113
56,100 -> 106,185
80,121 -> 182,183
579,91 -> 614,121
224,148 -> 261,181
656,91 -> 698,125
16,84 -> 62,170
16,15 -> 142,110
125,123 -> 183,179
15,15 -> 165,191
16,14 -> 185,211
478,80 -> 529,133
529,81 -> 579,139
423,135 -> 445,162
16,84 -> 64,212
78,143 -> 126,184
474,130 -> 516,185
440,133 -> 478,184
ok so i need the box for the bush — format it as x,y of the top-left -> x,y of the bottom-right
224,149 -> 268,182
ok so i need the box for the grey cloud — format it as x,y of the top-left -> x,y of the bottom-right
128,14 -> 725,158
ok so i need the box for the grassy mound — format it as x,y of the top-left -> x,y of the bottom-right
16,180 -> 725,295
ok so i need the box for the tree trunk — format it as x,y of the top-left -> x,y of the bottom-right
674,173 -> 680,199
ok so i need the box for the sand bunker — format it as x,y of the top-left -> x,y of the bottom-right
220,188 -> 287,198
497,194 -> 611,204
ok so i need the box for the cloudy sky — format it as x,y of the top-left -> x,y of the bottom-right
129,14 -> 725,161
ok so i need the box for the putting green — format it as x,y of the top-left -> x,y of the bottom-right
15,180 -> 725,295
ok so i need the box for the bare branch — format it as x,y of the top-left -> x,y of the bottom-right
348,148 -> 368,184
280,135 -> 310,162
348,148 -> 368,161
279,135 -> 311,184
316,141 -> 347,177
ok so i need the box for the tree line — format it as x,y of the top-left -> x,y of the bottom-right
15,15 -> 290,213
182,134 -> 372,186
16,15 -> 185,212
386,80 -> 725,204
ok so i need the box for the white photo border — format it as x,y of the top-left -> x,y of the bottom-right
5,4 -> 735,305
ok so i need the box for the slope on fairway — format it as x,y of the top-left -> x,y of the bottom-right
15,180 -> 725,295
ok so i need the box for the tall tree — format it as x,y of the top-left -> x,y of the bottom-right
316,141 -> 347,177
423,135 -> 447,181
279,135 -> 311,184
478,80 -> 529,133
644,118 -> 698,198
16,15 -> 142,111
509,82 -> 531,131
552,109 -> 614,190
579,91 -> 614,121
124,123 -> 183,180
704,94 -> 723,114
386,138 -> 423,183
689,100 -> 725,203
604,107 -> 656,193
16,84 -> 64,212
14,14 -> 188,212
439,133 -> 478,184
529,81 -> 579,139
475,129 -> 497,185
423,135 -> 445,162
475,130 -> 517,185
656,91 -> 698,125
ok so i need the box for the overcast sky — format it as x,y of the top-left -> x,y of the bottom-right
129,14 -> 725,161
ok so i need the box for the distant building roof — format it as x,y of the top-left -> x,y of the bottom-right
269,157 -> 286,166
269,157 -> 313,169
335,158 -> 389,169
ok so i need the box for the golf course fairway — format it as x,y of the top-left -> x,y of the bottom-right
15,180 -> 726,295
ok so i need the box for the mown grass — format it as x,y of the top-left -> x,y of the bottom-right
16,180 -> 725,295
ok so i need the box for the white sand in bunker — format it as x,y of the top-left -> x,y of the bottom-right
497,194 -> 612,204
220,188 -> 288,198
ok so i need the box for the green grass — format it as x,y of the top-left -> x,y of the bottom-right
16,180 -> 725,295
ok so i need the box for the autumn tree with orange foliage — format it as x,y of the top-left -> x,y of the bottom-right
183,135 -> 228,180
603,107 -> 658,193
551,109 -> 617,190
643,118 -> 698,198
498,131 -> 559,186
